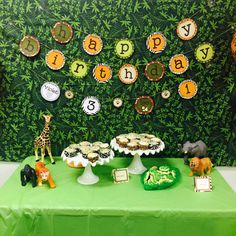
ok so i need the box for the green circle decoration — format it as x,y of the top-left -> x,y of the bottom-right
19,36 -> 40,57
195,43 -> 215,63
70,60 -> 88,78
115,39 -> 134,59
145,61 -> 165,81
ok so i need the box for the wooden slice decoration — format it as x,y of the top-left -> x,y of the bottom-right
51,22 -> 73,44
178,80 -> 198,99
135,96 -> 154,115
19,36 -> 40,57
145,61 -> 165,81
177,18 -> 198,40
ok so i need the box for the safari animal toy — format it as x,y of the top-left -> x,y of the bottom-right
20,164 -> 37,188
178,140 -> 207,165
34,114 -> 55,164
189,157 -> 212,176
35,161 -> 56,188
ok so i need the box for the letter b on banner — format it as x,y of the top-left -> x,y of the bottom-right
19,36 -> 40,57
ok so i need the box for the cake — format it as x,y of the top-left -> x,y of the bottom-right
87,152 -> 99,163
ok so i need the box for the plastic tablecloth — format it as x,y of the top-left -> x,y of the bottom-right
0,156 -> 236,236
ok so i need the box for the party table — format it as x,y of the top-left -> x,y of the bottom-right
0,156 -> 236,236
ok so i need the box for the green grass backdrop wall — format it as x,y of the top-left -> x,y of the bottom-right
0,0 -> 235,165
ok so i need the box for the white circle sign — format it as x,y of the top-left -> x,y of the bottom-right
40,82 -> 60,102
81,96 -> 101,115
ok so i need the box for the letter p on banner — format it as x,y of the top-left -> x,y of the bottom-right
115,39 -> 134,59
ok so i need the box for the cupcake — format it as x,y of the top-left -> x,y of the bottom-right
100,143 -> 110,149
116,134 -> 127,144
138,140 -> 149,150
93,141 -> 102,146
80,147 -> 92,159
63,147 -> 78,158
145,134 -> 156,139
151,137 -> 161,145
149,140 -> 159,150
91,145 -> 100,152
87,152 -> 99,163
79,141 -> 91,147
69,144 -> 81,151
126,133 -> 139,140
99,148 -> 111,158
127,141 -> 139,151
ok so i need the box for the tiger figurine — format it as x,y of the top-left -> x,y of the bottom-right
35,161 -> 56,188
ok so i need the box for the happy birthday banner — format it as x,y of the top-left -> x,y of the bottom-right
19,18 -> 217,115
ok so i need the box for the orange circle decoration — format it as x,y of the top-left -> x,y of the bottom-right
51,22 -> 73,44
169,54 -> 189,74
46,50 -> 65,70
178,80 -> 198,99
146,32 -> 167,53
177,18 -> 198,41
231,33 -> 236,60
83,34 -> 103,55
19,36 -> 40,57
93,64 -> 112,83
135,96 -> 154,115
145,61 -> 165,81
119,64 -> 138,84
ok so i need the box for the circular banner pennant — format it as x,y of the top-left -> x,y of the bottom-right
169,54 -> 189,74
19,36 -> 40,57
115,39 -> 134,59
65,90 -> 74,99
145,61 -> 165,81
46,50 -> 65,70
161,90 -> 171,99
146,32 -> 167,53
178,80 -> 198,99
119,64 -> 138,84
93,64 -> 112,83
113,98 -> 123,108
231,33 -> 236,60
195,43 -> 215,63
83,34 -> 103,55
51,22 -> 73,44
40,82 -> 60,102
177,18 -> 198,40
135,96 -> 154,115
81,96 -> 101,115
70,60 -> 88,78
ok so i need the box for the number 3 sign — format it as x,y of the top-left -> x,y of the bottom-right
81,96 -> 101,115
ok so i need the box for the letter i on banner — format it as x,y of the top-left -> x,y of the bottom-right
46,50 -> 65,70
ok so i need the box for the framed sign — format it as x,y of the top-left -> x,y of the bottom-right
194,176 -> 212,192
112,168 -> 129,183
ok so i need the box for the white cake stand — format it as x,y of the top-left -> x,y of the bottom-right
61,149 -> 115,185
110,138 -> 165,174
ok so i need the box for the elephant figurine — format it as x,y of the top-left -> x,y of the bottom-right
178,140 -> 207,165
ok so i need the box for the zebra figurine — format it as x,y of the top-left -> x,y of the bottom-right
34,114 -> 55,164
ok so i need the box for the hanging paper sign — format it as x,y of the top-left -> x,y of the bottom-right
145,61 -> 165,81
146,32 -> 167,53
83,34 -> 103,55
195,43 -> 215,63
70,60 -> 88,78
46,50 -> 65,70
81,96 -> 101,115
178,80 -> 198,99
65,90 -> 74,99
119,64 -> 138,84
169,54 -> 189,74
231,33 -> 236,60
177,18 -> 198,40
135,96 -> 154,115
93,64 -> 112,83
19,36 -> 40,57
51,22 -> 73,44
40,82 -> 60,102
161,90 -> 171,99
115,39 -> 134,59
113,98 -> 123,108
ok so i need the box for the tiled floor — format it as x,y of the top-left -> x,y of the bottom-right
0,162 -> 236,192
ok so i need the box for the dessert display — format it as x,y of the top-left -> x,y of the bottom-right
111,133 -> 165,174
142,166 -> 180,190
61,141 -> 115,185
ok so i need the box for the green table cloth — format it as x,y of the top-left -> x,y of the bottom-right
0,156 -> 236,236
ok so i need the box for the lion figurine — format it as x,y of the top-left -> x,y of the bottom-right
35,161 -> 56,188
189,157 -> 212,176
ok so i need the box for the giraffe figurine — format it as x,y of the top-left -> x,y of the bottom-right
34,115 -> 55,164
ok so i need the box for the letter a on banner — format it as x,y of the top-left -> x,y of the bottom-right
83,34 -> 103,55
177,18 -> 198,40
169,54 -> 189,74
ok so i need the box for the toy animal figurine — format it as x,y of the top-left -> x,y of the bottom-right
189,157 -> 212,176
178,140 -> 207,165
20,164 -> 37,187
35,161 -> 56,188
34,114 -> 55,164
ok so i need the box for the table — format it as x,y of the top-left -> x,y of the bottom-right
0,156 -> 236,236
